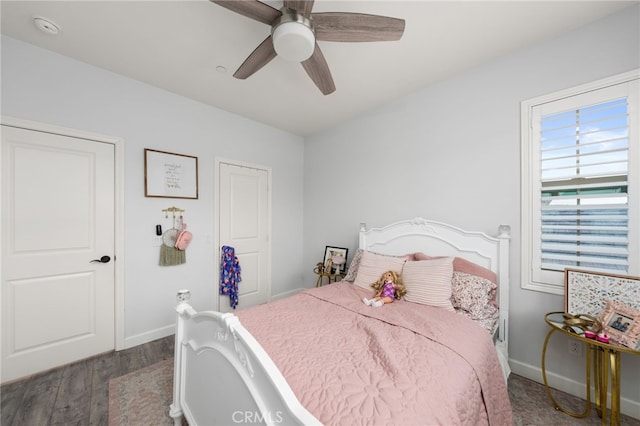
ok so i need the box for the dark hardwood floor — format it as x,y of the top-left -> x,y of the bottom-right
1,335 -> 174,426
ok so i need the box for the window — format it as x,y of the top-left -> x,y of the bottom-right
521,70 -> 639,294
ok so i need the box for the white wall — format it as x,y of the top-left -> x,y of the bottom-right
303,4 -> 640,416
1,35 -> 305,346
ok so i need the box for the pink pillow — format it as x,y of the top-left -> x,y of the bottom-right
402,257 -> 455,311
414,253 -> 497,283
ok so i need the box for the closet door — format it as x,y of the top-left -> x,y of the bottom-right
217,160 -> 271,312
1,125 -> 115,383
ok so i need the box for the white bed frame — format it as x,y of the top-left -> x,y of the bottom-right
358,217 -> 511,374
169,217 -> 510,426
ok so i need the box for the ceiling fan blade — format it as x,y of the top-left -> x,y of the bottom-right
210,0 -> 281,25
284,0 -> 314,17
312,12 -> 405,42
301,44 -> 335,95
233,36 -> 277,79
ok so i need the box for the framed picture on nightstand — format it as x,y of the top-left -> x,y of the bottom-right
598,299 -> 640,349
322,246 -> 348,275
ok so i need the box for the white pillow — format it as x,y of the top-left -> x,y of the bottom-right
403,257 -> 455,311
352,251 -> 407,290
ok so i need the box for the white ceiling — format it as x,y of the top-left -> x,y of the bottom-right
1,1 -> 636,136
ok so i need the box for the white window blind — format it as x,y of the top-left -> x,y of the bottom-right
540,98 -> 629,273
521,70 -> 639,294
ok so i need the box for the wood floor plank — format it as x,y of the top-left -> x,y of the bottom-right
49,359 -> 92,425
118,344 -> 148,376
10,368 -> 63,425
89,351 -> 121,426
0,377 -> 28,425
144,335 -> 175,365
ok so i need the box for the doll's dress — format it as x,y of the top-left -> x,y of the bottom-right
380,281 -> 396,301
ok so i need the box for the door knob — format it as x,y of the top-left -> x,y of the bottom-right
90,255 -> 111,264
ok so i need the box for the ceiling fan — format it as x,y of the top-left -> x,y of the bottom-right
210,0 -> 405,95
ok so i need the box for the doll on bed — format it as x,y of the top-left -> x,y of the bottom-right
362,270 -> 406,307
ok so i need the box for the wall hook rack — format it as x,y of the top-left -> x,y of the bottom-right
162,206 -> 185,219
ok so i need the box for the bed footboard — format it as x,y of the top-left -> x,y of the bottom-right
169,290 -> 320,426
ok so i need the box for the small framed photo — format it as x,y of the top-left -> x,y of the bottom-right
145,148 -> 198,199
564,269 -> 640,317
598,299 -> 640,349
323,246 -> 349,275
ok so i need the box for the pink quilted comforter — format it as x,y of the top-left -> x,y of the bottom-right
236,282 -> 513,426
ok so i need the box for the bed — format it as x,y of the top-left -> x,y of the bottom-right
169,217 -> 512,425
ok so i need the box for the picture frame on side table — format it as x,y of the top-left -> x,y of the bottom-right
323,246 -> 349,275
598,299 -> 640,349
145,148 -> 198,199
564,268 -> 640,317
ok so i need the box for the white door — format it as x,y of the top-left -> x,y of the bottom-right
218,161 -> 270,312
1,125 -> 115,383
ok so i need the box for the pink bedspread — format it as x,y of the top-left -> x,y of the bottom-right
236,282 -> 513,426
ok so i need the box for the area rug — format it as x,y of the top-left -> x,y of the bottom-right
108,358 -> 175,426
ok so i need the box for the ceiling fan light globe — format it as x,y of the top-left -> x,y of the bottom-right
272,21 -> 315,62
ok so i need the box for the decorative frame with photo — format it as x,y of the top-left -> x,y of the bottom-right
145,148 -> 199,199
564,268 -> 640,317
322,246 -> 349,275
598,299 -> 640,349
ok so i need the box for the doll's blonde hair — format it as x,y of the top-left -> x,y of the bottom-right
371,270 -> 406,299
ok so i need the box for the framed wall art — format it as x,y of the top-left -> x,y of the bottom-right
564,268 -> 640,317
598,299 -> 640,349
145,149 -> 198,199
323,246 -> 349,275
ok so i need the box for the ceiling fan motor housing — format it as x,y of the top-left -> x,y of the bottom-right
271,8 -> 315,62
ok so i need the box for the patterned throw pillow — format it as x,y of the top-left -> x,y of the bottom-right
342,249 -> 364,282
451,271 -> 498,318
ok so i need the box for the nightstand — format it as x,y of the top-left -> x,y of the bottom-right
542,312 -> 639,425
313,262 -> 345,287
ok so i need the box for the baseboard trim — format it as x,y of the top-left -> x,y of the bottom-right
123,325 -> 175,350
510,359 -> 640,420
271,287 -> 307,301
